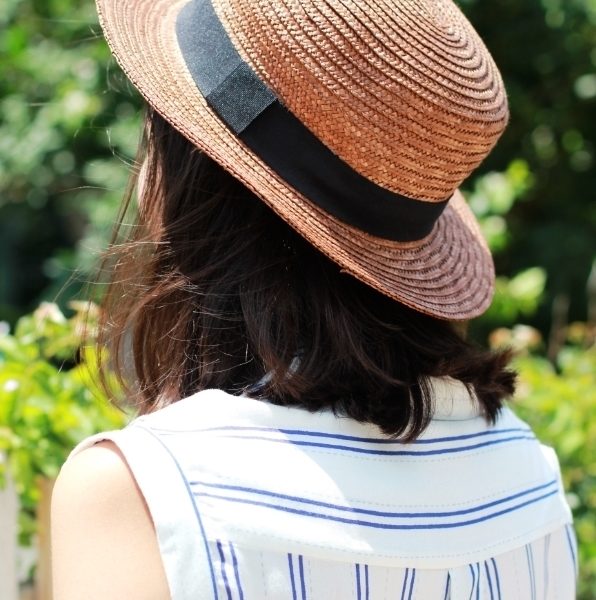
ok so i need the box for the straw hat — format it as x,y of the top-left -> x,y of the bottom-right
95,0 -> 509,320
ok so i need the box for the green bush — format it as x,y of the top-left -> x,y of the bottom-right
0,301 -> 126,544
0,0 -> 141,323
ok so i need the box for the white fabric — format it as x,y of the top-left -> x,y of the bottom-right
0,455 -> 19,600
69,379 -> 577,599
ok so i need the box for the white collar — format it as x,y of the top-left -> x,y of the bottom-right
428,376 -> 482,421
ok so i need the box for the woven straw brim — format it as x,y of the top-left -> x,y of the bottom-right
96,0 -> 495,320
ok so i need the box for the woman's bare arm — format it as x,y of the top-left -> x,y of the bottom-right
51,441 -> 170,599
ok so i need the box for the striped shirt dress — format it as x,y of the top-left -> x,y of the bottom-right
70,377 -> 577,599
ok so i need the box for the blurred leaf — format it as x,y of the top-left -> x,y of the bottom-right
0,301 -> 127,545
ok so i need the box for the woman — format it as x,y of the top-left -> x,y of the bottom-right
51,0 -> 576,598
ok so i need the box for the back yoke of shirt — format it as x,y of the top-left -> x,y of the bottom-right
69,379 -> 577,600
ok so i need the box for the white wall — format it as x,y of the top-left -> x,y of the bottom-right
0,455 -> 19,600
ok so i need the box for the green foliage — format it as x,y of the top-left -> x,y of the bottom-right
0,301 -> 126,544
459,0 -> 596,331
468,162 -> 549,336
490,268 -> 548,322
0,0 -> 141,322
492,325 -> 596,598
469,159 -> 536,254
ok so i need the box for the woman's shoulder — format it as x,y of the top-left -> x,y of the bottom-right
51,441 -> 170,599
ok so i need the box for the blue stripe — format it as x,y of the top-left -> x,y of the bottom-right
191,479 -> 558,520
364,564 -> 369,600
209,433 -> 536,456
476,563 -> 480,600
229,543 -> 244,600
400,568 -> 410,600
564,524 -> 578,576
194,488 -> 560,529
216,541 -> 233,600
356,564 -> 361,600
526,544 -> 536,600
443,573 -> 451,600
468,564 -> 476,600
484,561 -> 494,600
408,568 -> 416,600
288,554 -> 297,600
490,558 -> 502,600
153,424 -> 533,445
142,428 -> 219,600
298,555 -> 307,600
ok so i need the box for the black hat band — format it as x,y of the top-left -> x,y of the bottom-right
175,0 -> 450,242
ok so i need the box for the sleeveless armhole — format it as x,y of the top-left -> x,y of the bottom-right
67,424 -> 216,600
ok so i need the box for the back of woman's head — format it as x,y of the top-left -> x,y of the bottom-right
98,108 -> 515,441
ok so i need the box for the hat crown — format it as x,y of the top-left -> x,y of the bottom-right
213,0 -> 509,201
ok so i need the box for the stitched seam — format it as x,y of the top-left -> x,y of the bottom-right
199,518 -> 572,560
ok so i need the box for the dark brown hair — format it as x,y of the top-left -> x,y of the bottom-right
97,108 -> 515,441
